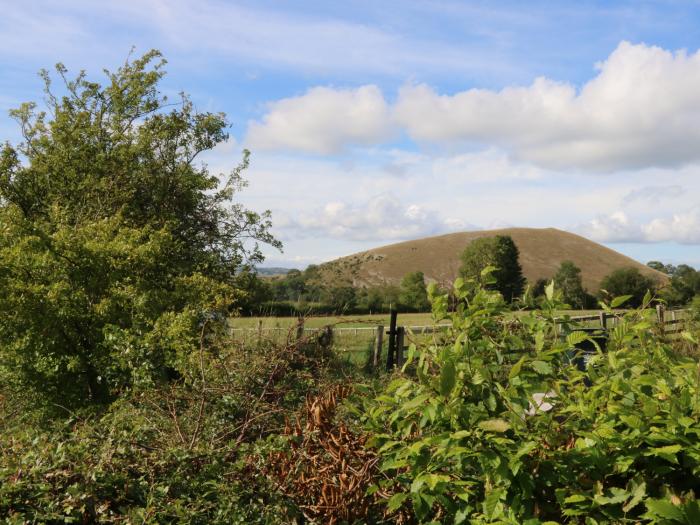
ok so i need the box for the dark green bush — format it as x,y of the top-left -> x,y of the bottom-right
363,277 -> 700,523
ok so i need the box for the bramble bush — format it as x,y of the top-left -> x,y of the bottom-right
0,327 -> 352,522
363,272 -> 700,524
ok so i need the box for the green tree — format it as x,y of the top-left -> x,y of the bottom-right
666,264 -> 700,306
0,51 -> 279,408
647,260 -> 667,273
358,287 -> 385,313
459,235 -> 525,302
399,271 -> 430,311
553,261 -> 588,309
599,267 -> 657,307
322,285 -> 356,312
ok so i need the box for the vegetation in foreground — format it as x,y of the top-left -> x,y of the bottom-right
3,273 -> 700,523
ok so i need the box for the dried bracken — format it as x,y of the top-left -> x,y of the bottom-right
265,384 -> 382,524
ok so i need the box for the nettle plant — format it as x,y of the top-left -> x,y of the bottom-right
363,270 -> 700,524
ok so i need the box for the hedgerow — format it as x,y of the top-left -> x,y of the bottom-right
362,276 -> 700,523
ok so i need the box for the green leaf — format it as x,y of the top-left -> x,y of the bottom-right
531,360 -> 552,375
566,331 -> 589,346
509,355 -> 526,380
439,359 -> 456,396
478,419 -> 510,433
403,393 -> 431,410
387,492 -> 408,512
622,481 -> 646,513
644,444 -> 682,464
535,331 -> 545,353
483,487 -> 505,518
644,498 -> 684,521
611,295 -> 633,308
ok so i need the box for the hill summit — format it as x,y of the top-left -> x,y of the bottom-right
316,228 -> 666,293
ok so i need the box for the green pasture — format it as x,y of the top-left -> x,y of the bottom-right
230,309 -> 617,331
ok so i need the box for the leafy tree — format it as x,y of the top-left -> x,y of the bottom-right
322,285 -> 357,312
282,269 -> 307,302
0,51 -> 279,407
399,271 -> 430,311
459,235 -> 526,302
599,267 -> 657,307
553,260 -> 588,309
358,287 -> 385,313
531,278 -> 549,298
665,264 -> 700,306
646,260 -> 668,273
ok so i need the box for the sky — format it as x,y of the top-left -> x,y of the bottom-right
1,0 -> 699,270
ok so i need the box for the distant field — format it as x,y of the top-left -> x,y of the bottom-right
228,307 -> 688,367
229,312 -> 435,329
229,309 -> 617,331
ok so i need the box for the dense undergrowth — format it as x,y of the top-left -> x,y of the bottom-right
2,279 -> 700,523
0,328 -> 369,523
360,279 -> 700,524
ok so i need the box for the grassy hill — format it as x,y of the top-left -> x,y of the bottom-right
316,227 -> 667,293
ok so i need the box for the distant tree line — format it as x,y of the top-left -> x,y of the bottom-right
238,265 -> 433,315
242,236 -> 699,316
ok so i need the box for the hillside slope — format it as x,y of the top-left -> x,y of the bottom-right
316,228 -> 667,293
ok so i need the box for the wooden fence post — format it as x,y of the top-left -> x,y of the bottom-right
656,304 -> 665,325
257,319 -> 263,345
386,310 -> 398,371
373,325 -> 384,368
296,317 -> 305,341
396,326 -> 405,368
599,311 -> 607,330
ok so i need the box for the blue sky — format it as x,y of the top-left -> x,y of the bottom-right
1,0 -> 699,269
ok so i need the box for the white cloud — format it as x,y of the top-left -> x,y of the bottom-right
394,42 -> 700,171
576,208 -> 700,244
642,208 -> 700,244
245,85 -> 393,154
575,211 -> 644,242
278,194 -> 473,242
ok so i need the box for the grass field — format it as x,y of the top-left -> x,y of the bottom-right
229,312 -> 436,329
229,309 -> 616,331
228,309 -> 613,367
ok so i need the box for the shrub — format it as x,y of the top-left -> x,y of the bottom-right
363,278 -> 700,523
0,329 -> 344,522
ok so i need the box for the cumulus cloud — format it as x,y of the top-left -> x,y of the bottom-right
642,208 -> 700,244
575,211 -> 644,242
245,85 -> 393,154
576,208 -> 700,244
394,41 -> 700,171
278,194 -> 473,241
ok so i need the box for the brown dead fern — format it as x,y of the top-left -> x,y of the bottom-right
265,384 -> 387,524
